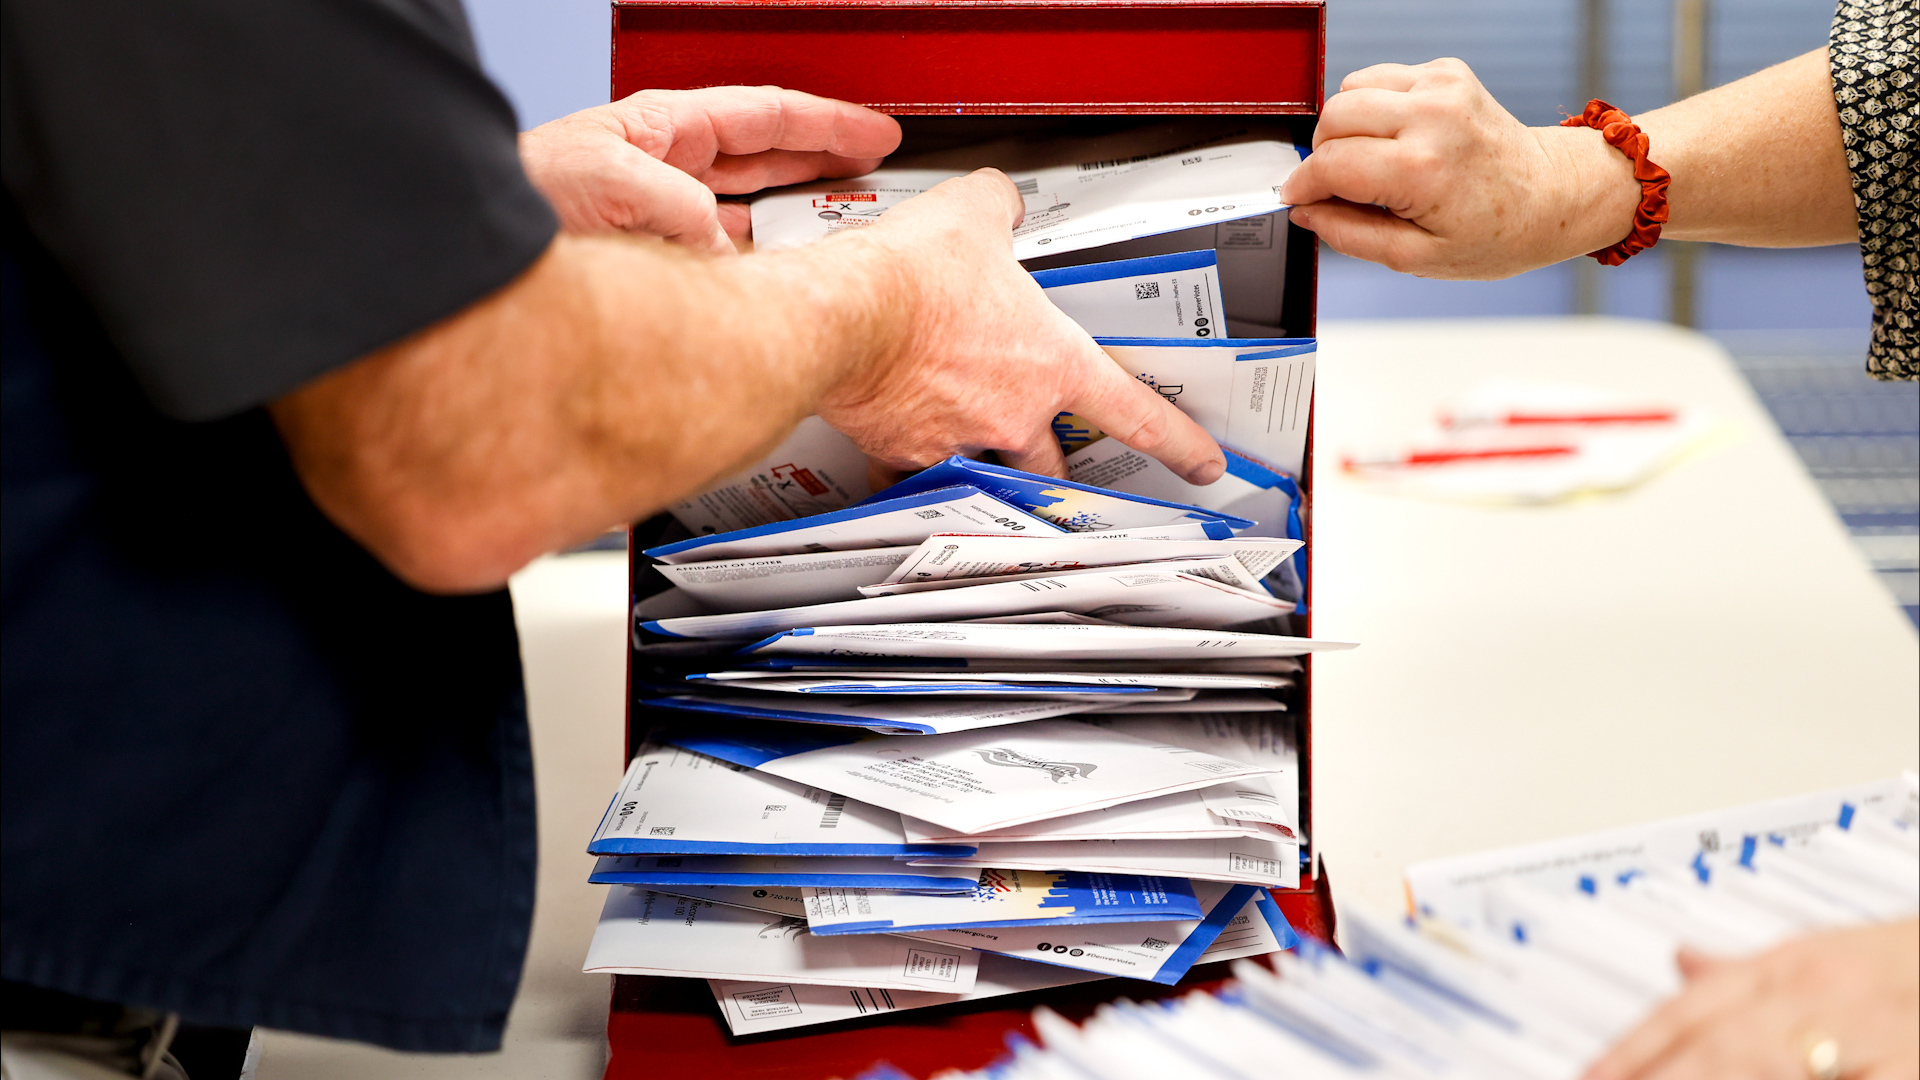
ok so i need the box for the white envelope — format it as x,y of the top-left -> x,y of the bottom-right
1033,250 -> 1226,340
740,623 -> 1355,661
665,416 -> 872,535
591,854 -> 980,893
652,546 -> 917,611
648,486 -> 1062,565
911,837 -> 1300,888
1087,713 -> 1299,834
1092,694 -> 1289,714
587,744 -> 963,857
668,718 -> 1277,836
901,786 -> 1288,845
880,533 -> 1298,587
641,562 -> 1296,640
802,870 -> 1201,936
684,678 -> 1198,701
751,135 -> 1301,262
695,670 -> 1289,691
582,887 -> 979,992
1100,340 -> 1318,477
707,951 -> 1109,1036
648,884 -> 807,918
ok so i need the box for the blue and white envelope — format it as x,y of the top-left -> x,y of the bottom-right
583,887 -> 980,992
660,717 -> 1279,836
899,880 -> 1281,985
589,854 -> 979,893
861,457 -> 1254,533
740,623 -> 1356,663
1033,250 -> 1226,339
802,870 -> 1202,936
638,687 -> 1134,736
1097,337 -> 1317,478
646,485 -> 1062,565
588,744 -> 972,857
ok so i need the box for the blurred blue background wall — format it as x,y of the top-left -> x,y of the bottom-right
466,0 -> 1916,621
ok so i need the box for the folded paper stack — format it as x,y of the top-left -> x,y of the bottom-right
582,126 -> 1358,1034
866,774 -> 1918,1078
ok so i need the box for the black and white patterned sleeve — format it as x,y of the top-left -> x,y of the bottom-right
1831,1 -> 1918,381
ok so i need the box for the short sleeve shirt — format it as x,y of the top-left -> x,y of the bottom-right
1830,0 -> 1918,381
3,0 -> 556,1052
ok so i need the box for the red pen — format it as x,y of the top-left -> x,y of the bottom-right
1342,446 -> 1578,470
1441,409 -> 1678,427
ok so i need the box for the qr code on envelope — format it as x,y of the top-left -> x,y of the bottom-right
1134,282 -> 1161,300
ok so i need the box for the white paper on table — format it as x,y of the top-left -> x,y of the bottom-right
583,887 -> 979,992
641,689 -> 1126,735
707,951 -> 1109,1036
741,622 -> 1356,661
751,134 -> 1302,262
665,417 -> 873,536
1343,380 -> 1717,505
648,884 -> 807,918
667,717 -> 1277,836
899,880 -> 1263,983
1086,713 -> 1299,835
651,547 -> 917,611
875,534 -> 1299,589
858,554 -> 1271,599
587,744 -> 958,857
901,784 -> 1290,845
1032,250 -> 1225,339
1091,694 -> 1289,715
643,561 -> 1296,640
1099,340 -> 1317,477
680,678 -> 1199,701
648,486 -> 1063,565
911,836 -> 1301,889
694,670 -> 1290,691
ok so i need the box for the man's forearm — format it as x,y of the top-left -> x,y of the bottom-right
272,231 -> 904,593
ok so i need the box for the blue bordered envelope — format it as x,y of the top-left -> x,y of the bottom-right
587,744 -> 973,858
589,855 -> 979,893
1032,250 -> 1226,340
802,869 -> 1201,936
861,456 -> 1254,533
645,485 -> 1063,565
636,688 -> 1130,736
897,880 -> 1287,985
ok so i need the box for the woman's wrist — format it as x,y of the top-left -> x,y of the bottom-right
1531,123 -> 1646,263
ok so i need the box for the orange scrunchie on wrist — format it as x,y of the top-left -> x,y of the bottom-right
1560,98 -> 1672,266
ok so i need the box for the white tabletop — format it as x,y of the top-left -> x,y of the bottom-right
256,316 -> 1918,1075
1309,317 -> 1920,918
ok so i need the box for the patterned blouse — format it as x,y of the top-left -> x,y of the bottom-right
1831,1 -> 1917,380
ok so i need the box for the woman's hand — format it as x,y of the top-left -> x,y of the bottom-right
519,86 -> 901,254
1584,918 -> 1920,1080
1279,58 -> 1640,280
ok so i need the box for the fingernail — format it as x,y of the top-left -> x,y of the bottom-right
1289,207 -> 1313,228
1185,458 -> 1226,485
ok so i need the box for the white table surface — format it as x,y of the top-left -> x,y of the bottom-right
256,316 -> 1918,1076
1309,317 -> 1919,917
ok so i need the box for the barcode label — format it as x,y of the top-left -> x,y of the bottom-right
1135,281 -> 1161,300
1079,151 -> 1165,172
1014,177 -> 1039,196
819,793 -> 847,829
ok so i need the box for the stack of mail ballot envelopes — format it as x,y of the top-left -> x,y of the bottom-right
875,774 -> 1920,1078
584,124 -> 1356,1036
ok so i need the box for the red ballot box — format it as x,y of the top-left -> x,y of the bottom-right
610,4 -> 1327,1075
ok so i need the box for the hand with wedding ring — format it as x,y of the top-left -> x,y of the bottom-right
1583,918 -> 1918,1080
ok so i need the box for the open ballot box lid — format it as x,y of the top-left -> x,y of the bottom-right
611,3 -> 1328,1075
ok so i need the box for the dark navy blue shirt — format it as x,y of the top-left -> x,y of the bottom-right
2,0 -> 557,1053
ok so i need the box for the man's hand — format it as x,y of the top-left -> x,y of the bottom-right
818,170 -> 1227,484
1584,919 -> 1920,1080
1278,58 -> 1639,280
519,86 -> 901,253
